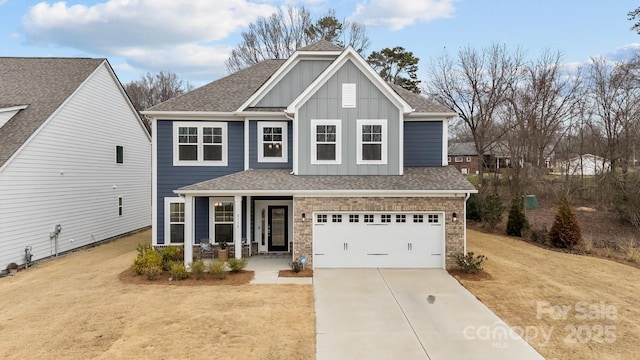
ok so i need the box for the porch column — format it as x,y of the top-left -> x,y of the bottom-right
234,195 -> 242,259
183,195 -> 194,268
245,195 -> 252,256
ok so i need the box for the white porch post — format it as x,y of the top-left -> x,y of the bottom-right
183,195 -> 194,268
245,195 -> 252,256
234,195 -> 242,259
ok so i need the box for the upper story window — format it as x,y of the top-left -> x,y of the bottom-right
357,119 -> 387,164
173,122 -> 227,166
116,145 -> 124,164
311,119 -> 341,164
258,121 -> 288,163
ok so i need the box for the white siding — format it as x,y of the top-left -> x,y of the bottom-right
0,64 -> 151,268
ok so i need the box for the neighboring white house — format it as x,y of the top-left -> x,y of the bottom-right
561,154 -> 611,176
0,57 -> 151,270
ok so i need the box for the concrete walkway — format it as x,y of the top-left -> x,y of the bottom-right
245,255 -> 312,285
315,269 -> 544,360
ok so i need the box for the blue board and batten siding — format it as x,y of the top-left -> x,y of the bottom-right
297,60 -> 401,175
248,120 -> 293,169
404,121 -> 443,166
156,120 -> 244,244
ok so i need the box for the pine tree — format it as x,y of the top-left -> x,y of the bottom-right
549,197 -> 582,249
506,198 -> 529,237
483,193 -> 505,229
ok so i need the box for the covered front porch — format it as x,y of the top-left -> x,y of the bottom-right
179,193 -> 295,268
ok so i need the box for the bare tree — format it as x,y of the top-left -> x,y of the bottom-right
503,50 -> 583,195
226,6 -> 370,73
426,43 -> 525,186
123,70 -> 194,111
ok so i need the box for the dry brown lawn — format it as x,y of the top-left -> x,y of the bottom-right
459,229 -> 640,360
0,230 -> 315,360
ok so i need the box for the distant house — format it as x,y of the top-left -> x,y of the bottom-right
561,154 -> 610,176
447,142 -> 478,174
0,57 -> 151,269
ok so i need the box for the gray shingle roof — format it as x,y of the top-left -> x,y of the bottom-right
389,84 -> 452,113
448,142 -> 478,156
0,57 -> 105,167
177,167 -> 476,193
147,59 -> 285,112
297,40 -> 343,52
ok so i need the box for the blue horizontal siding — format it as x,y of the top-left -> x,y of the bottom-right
404,121 -> 443,167
156,120 -> 244,244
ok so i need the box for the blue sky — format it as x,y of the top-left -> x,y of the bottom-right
1,0 -> 639,86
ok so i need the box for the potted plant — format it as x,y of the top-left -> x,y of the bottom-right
6,262 -> 18,275
217,240 -> 229,262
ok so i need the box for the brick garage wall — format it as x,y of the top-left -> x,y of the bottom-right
293,196 -> 466,269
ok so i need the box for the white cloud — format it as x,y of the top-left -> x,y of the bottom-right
351,0 -> 456,31
21,0 -> 278,80
606,43 -> 640,61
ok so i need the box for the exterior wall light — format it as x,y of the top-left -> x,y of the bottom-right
302,213 -> 306,221
452,212 -> 458,223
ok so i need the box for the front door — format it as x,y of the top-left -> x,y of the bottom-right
268,206 -> 288,251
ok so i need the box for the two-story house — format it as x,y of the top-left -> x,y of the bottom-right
143,41 -> 476,269
0,57 -> 151,270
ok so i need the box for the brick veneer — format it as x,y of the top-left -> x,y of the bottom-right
292,196 -> 466,269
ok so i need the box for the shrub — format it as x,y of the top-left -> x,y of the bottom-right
454,252 -> 487,274
169,261 -> 189,280
227,257 -> 248,273
132,247 -> 163,280
549,197 -> 582,249
160,246 -> 183,271
621,240 -> 640,263
482,193 -> 505,229
191,260 -> 206,279
290,258 -> 303,273
530,225 -> 548,245
209,260 -> 227,279
506,198 -> 529,237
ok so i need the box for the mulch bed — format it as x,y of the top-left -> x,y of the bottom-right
118,268 -> 254,286
278,268 -> 313,277
448,269 -> 493,281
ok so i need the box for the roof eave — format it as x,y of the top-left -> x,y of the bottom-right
406,112 -> 457,119
174,189 -> 477,196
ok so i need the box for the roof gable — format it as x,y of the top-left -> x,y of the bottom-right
0,57 -> 105,167
287,47 -> 413,114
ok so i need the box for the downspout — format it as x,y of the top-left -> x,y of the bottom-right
284,111 -> 296,175
464,193 -> 470,254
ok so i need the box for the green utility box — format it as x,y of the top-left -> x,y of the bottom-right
523,195 -> 538,210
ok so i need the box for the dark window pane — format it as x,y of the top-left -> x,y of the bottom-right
170,224 -> 184,243
264,143 -> 282,157
363,144 -> 381,160
327,125 -> 336,134
317,144 -> 336,160
363,134 -> 372,142
215,224 -> 233,243
179,145 -> 197,160
204,144 -> 222,161
316,133 -> 325,142
116,145 -> 123,164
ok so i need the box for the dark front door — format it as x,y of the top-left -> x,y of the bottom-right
268,206 -> 288,252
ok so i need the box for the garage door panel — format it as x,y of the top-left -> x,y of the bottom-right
313,212 -> 444,268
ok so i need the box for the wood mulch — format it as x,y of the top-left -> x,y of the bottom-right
278,268 -> 313,277
118,268 -> 254,286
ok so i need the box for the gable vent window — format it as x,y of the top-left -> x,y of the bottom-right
342,83 -> 356,108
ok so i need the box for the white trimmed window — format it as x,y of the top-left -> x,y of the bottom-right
311,119 -> 341,164
210,198 -> 234,245
342,83 -> 356,108
357,119 -> 387,164
164,197 -> 185,244
258,121 -> 288,163
173,122 -> 227,166
454,156 -> 463,162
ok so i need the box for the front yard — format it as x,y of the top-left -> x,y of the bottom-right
458,229 -> 640,360
0,230 -> 315,360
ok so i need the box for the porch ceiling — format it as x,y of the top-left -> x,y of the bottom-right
175,167 -> 477,195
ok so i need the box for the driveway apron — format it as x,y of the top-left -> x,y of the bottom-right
314,268 -> 545,360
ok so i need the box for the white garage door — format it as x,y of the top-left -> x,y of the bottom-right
313,212 -> 444,268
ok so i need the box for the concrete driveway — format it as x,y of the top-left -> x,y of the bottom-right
314,269 -> 544,360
